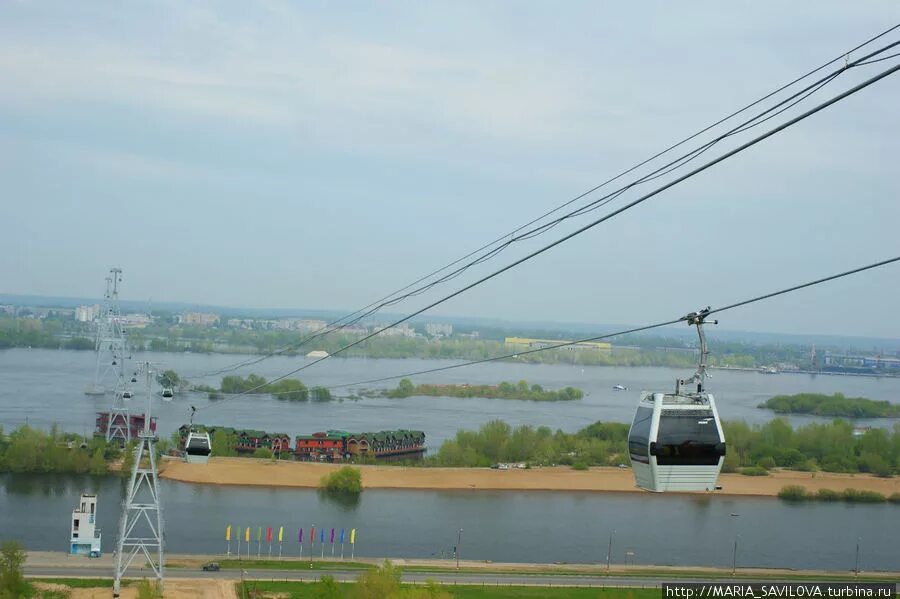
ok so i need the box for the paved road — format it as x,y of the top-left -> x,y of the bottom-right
25,565 -> 899,590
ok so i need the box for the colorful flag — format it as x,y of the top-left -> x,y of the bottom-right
350,528 -> 356,544
226,525 -> 232,541
245,527 -> 250,543
340,528 -> 345,544
257,527 -> 262,542
266,527 -> 273,542
299,528 -> 303,543
278,526 -> 284,543
330,528 -> 335,543
319,528 -> 325,543
310,526 -> 315,544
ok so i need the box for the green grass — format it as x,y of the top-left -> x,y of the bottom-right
29,578 -> 115,588
167,558 -> 372,571
165,558 -> 895,582
244,581 -> 659,598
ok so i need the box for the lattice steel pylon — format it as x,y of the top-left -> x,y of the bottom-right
113,362 -> 164,597
87,268 -> 128,398
88,268 -> 132,444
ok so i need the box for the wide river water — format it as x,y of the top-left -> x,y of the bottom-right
3,349 -> 899,446
1,349 -> 898,570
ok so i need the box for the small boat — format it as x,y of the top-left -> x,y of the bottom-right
613,385 -> 627,391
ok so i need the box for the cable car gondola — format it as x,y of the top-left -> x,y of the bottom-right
627,308 -> 726,492
161,388 -> 174,400
184,406 -> 212,464
122,390 -> 133,399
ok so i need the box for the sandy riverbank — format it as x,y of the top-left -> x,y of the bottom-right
159,457 -> 899,497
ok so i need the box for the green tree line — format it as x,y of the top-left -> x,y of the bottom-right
0,425 -> 114,475
723,419 -> 899,476
760,392 -> 900,418
386,378 -> 583,401
428,418 -> 900,476
218,374 -> 332,402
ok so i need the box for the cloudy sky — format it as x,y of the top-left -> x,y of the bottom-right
1,1 -> 898,337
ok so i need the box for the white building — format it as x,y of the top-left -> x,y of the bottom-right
70,493 -> 102,557
120,313 -> 152,328
425,323 -> 453,337
180,312 -> 220,326
76,304 -> 100,322
379,323 -> 416,338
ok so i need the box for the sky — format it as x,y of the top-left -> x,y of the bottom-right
1,1 -> 899,338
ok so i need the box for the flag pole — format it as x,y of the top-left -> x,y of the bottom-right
237,527 -> 241,559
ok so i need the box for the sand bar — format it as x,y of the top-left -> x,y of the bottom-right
160,457 -> 899,497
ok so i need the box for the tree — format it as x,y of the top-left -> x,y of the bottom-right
211,431 -> 239,457
0,540 -> 26,598
89,449 -> 107,475
350,561 -> 401,599
320,466 -> 363,496
253,448 -> 273,459
311,386 -> 333,402
312,575 -> 343,599
156,370 -> 184,390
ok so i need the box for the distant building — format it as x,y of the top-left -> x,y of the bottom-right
379,323 -> 416,338
822,353 -> 900,371
425,323 -> 453,337
298,319 -> 327,332
339,324 -> 368,335
76,304 -> 101,322
180,312 -> 219,327
504,337 -> 611,352
70,493 -> 101,557
120,313 -> 151,328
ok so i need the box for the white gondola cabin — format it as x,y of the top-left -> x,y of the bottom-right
184,430 -> 212,464
627,308 -> 726,492
628,391 -> 725,491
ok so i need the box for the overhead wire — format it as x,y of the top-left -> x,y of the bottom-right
186,25 -> 900,381
196,59 -> 900,409
214,254 -> 900,398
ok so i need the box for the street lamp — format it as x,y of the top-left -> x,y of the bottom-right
732,535 -> 739,576
456,528 -> 463,570
606,530 -> 615,573
730,513 -> 740,576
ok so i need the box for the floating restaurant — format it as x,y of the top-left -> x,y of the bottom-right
177,425 -> 425,461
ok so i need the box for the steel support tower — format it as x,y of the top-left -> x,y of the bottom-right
88,268 -> 128,396
113,362 -> 164,597
88,268 -> 132,444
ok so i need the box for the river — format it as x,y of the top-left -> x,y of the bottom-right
2,349 -> 898,571
2,349 -> 898,447
1,474 -> 897,571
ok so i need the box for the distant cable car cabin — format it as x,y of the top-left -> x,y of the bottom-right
184,406 -> 211,464
161,388 -> 174,399
627,308 -> 726,492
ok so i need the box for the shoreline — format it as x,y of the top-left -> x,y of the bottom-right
24,551 -> 900,578
159,458 -> 900,497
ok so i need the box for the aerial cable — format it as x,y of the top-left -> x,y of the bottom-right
201,61 -> 900,403
186,27 -> 900,381
202,254 -> 900,401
